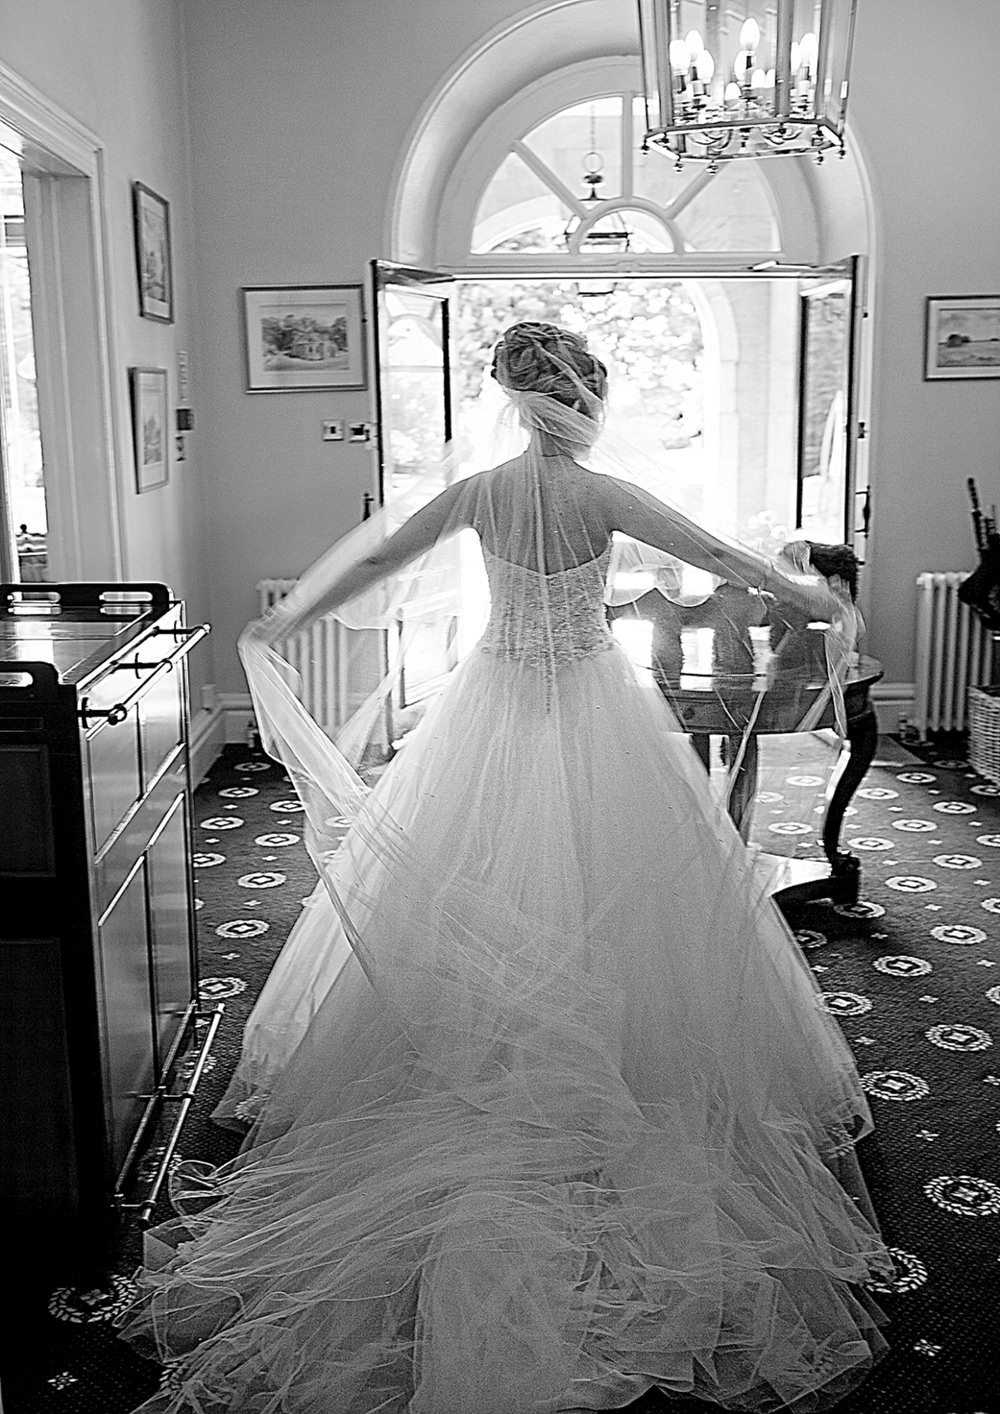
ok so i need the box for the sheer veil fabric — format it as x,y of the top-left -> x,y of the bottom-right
122,324 -> 890,1412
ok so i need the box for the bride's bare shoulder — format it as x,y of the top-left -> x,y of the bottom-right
581,470 -> 637,517
587,471 -> 638,501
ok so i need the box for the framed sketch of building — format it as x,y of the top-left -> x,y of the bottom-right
242,285 -> 366,391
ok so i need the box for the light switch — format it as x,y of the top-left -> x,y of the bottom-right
322,420 -> 344,442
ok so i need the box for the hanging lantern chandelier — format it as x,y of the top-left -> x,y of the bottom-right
637,1 -> 859,169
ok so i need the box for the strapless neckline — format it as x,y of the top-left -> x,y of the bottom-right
480,545 -> 612,578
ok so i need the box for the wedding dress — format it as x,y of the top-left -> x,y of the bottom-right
122,335 -> 889,1413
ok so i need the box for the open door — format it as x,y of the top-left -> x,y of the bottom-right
0,140 -> 45,580
370,261 -> 453,512
795,255 -> 867,555
370,262 -> 457,723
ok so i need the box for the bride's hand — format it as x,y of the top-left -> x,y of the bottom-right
241,604 -> 299,650
766,546 -> 840,621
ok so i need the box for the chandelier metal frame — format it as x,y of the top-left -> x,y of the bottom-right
637,1 -> 859,169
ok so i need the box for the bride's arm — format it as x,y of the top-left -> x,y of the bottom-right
597,474 -> 838,620
258,478 -> 479,643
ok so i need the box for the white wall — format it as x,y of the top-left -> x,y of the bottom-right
3,0 -> 999,709
847,0 -> 1000,690
180,0 -> 1000,702
178,0 -> 536,701
0,0 -> 215,735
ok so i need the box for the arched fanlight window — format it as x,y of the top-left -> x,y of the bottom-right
468,88 -> 781,262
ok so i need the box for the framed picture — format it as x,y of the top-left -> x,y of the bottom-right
924,295 -> 1000,380
132,182 -> 173,323
130,367 -> 169,492
242,284 -> 366,391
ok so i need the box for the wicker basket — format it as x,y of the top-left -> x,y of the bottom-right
968,685 -> 1000,785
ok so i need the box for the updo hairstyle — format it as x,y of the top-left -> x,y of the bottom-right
490,322 -> 608,418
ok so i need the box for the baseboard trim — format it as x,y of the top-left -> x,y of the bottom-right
870,681 -> 913,736
189,704 -> 226,784
220,692 -> 256,745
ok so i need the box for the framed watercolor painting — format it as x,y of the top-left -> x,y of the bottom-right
130,366 -> 169,492
924,295 -> 1000,380
242,284 -> 366,391
132,182 -> 173,324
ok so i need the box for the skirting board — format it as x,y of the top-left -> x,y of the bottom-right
221,692 -> 257,746
870,682 -> 914,736
189,702 -> 227,785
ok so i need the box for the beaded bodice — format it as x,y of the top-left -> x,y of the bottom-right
479,547 -> 615,668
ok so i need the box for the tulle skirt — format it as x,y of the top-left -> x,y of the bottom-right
122,640 -> 889,1412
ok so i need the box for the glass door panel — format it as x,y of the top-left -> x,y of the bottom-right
370,261 -> 452,511
370,262 -> 456,717
796,256 -> 863,548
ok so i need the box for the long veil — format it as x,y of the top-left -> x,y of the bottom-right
123,330 -> 888,1414
241,353 -> 862,867
230,336 -> 869,1134
241,364 -> 859,820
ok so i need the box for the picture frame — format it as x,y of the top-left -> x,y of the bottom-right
130,367 -> 169,492
241,284 -> 366,392
132,182 -> 174,323
924,295 -> 1000,380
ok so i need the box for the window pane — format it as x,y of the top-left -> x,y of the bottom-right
674,163 -> 779,251
472,153 -> 573,253
798,283 -> 849,543
614,209 -> 676,255
381,288 -> 448,500
633,95 -> 779,251
523,96 -> 623,201
473,93 -> 780,258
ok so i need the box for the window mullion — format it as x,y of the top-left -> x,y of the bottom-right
511,139 -> 587,219
621,91 -> 634,200
662,166 -> 718,221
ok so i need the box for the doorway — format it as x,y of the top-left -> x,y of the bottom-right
0,143 -> 47,580
373,265 -> 864,554
448,271 -> 863,552
0,72 -> 125,585
371,260 -> 864,709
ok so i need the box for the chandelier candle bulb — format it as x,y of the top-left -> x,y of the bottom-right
739,17 -> 761,52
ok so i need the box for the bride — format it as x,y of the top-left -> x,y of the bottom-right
123,322 -> 890,1413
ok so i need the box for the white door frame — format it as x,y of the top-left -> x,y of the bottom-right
0,60 -> 125,581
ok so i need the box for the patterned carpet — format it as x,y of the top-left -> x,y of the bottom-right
4,739 -> 999,1414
